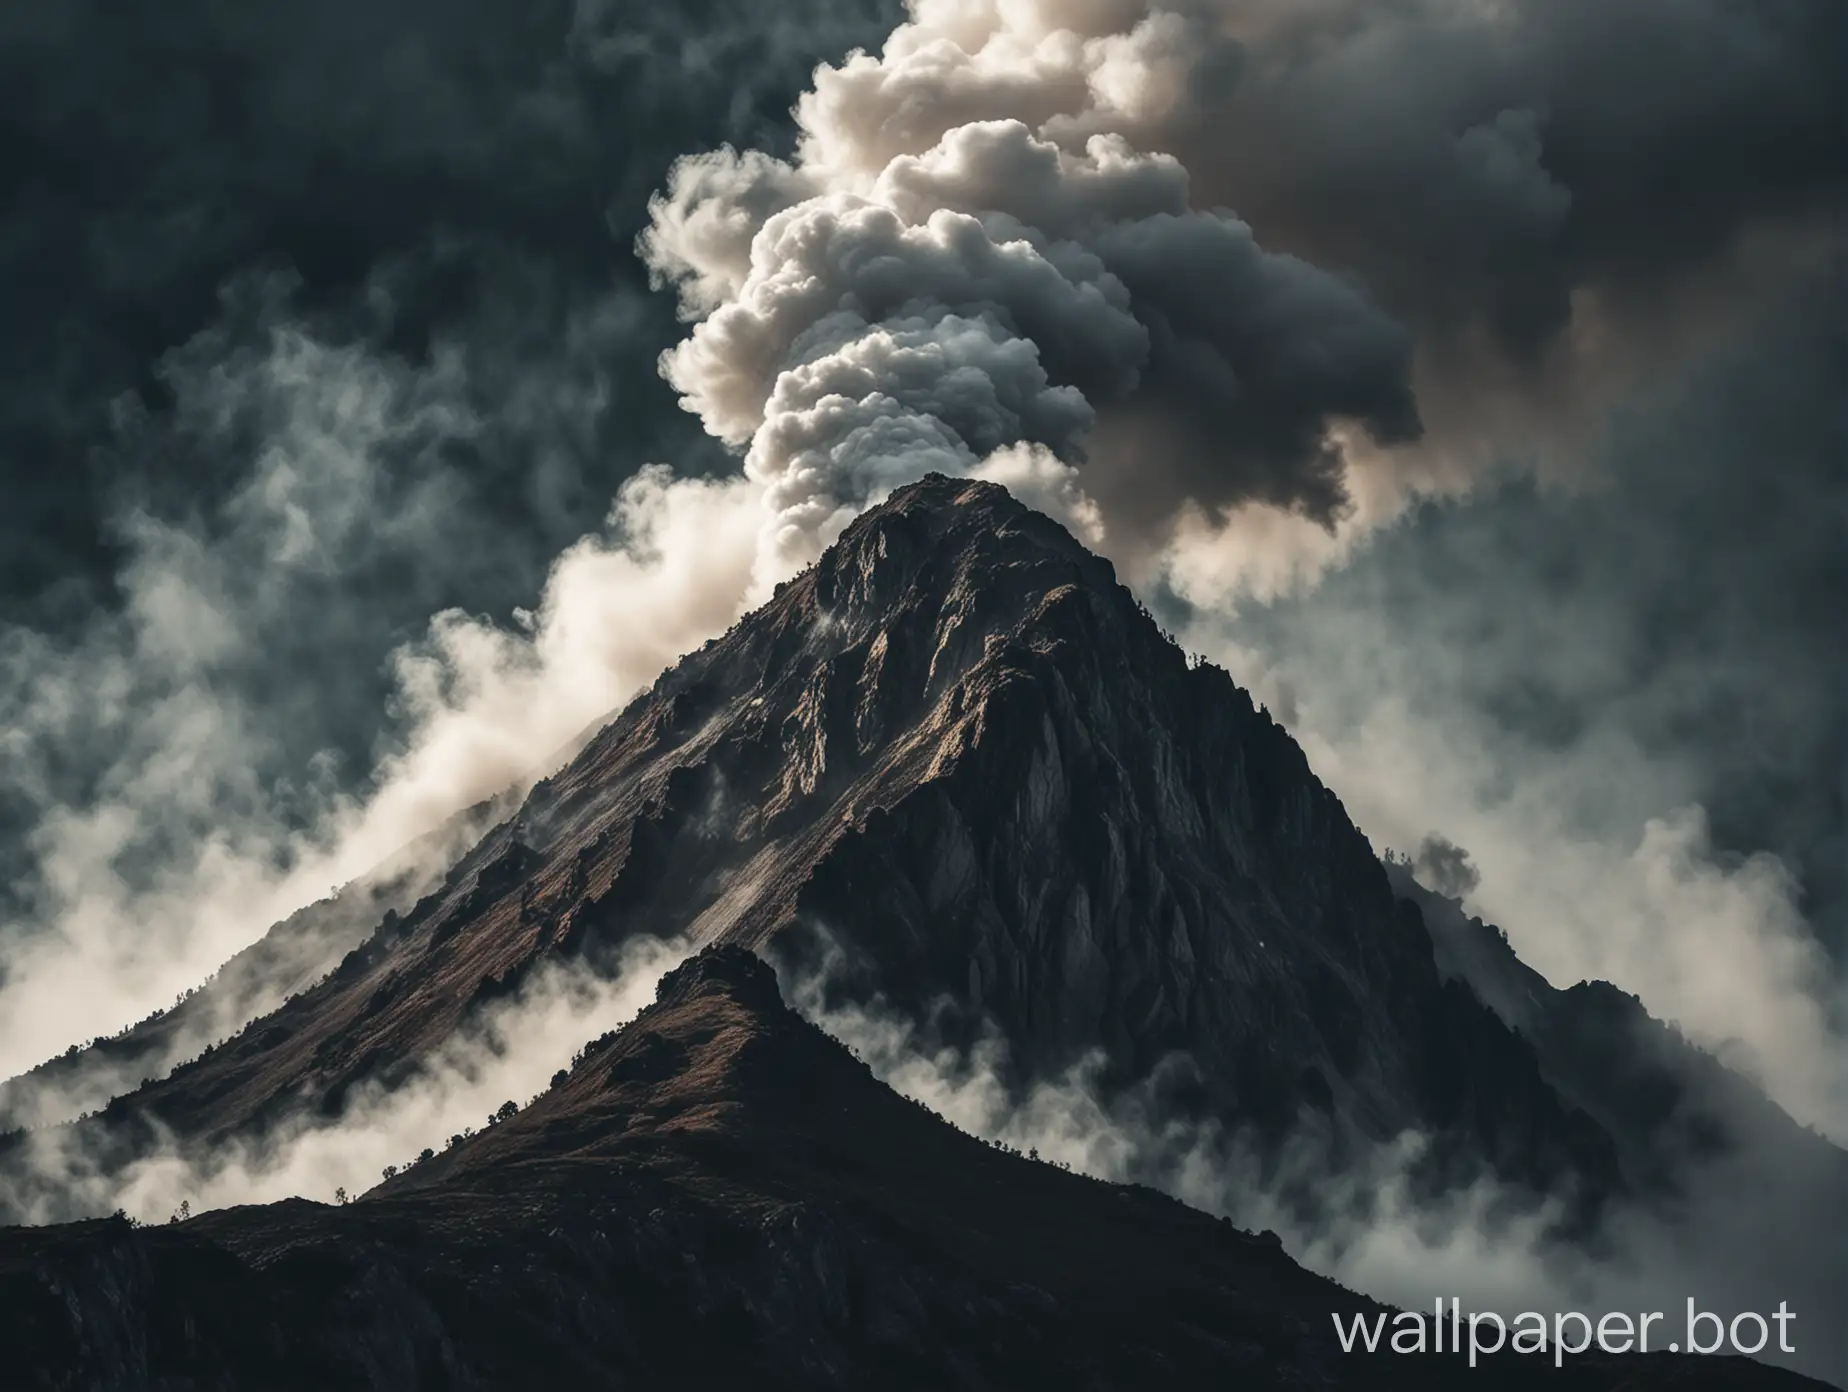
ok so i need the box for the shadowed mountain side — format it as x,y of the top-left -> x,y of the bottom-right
1394,866 -> 1844,1190
0,477 -> 1627,1224
0,947 -> 1830,1392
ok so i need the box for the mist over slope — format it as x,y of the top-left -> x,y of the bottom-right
0,944 -> 1833,1390
5,477 -> 1843,1381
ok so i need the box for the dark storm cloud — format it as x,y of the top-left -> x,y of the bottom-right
0,0 -> 902,811
1084,0 -> 1848,543
1085,208 -> 1422,531
0,0 -> 901,1060
1209,278 -> 1847,1064
644,0 -> 1846,565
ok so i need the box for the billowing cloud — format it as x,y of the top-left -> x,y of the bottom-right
1414,835 -> 1482,902
646,0 -> 1843,584
646,51 -> 1427,577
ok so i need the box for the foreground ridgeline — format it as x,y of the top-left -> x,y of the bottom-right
0,946 -> 1826,1389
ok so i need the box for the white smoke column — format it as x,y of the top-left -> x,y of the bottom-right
646,0 -> 1841,598
641,0 -> 1423,594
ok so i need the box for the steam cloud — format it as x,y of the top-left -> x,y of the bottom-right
643,0 -> 1843,590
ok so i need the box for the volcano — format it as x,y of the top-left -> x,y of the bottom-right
0,476 -> 1839,1388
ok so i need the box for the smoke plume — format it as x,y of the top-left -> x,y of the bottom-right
644,0 -> 1843,588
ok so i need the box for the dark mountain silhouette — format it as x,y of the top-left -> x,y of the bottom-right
0,946 -> 1829,1390
1,476 -> 1840,1387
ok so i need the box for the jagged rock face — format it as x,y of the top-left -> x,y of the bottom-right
0,949 -> 1823,1392
5,475 -> 1611,1213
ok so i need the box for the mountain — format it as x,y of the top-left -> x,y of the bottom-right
1,474 -> 1840,1386
1,476 -> 1617,1203
0,945 -> 1827,1390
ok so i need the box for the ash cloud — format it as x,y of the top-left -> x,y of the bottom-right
1414,835 -> 1481,902
645,0 -> 1844,581
647,103 -> 1423,580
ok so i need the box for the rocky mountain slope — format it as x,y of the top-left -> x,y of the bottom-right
1,476 -> 1620,1215
2,475 -> 1841,1386
0,791 -> 515,1135
0,946 -> 1828,1391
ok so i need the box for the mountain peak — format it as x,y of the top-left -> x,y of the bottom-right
834,473 -> 1061,546
794,471 -> 1123,641
5,481 -> 1839,1386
